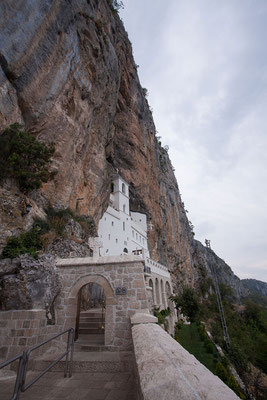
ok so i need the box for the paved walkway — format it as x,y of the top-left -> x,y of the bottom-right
1,370 -> 138,400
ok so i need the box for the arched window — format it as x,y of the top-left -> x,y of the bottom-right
155,278 -> 160,305
123,221 -> 125,231
111,182 -> 114,193
123,204 -> 126,212
122,183 -> 125,193
123,248 -> 128,253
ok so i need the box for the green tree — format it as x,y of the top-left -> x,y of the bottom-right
172,287 -> 200,338
215,361 -> 228,383
0,123 -> 55,192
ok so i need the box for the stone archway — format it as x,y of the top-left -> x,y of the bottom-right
155,278 -> 161,306
160,279 -> 166,308
63,274 -> 116,346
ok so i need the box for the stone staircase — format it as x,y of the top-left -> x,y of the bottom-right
31,308 -> 135,373
78,308 -> 105,335
32,350 -> 135,373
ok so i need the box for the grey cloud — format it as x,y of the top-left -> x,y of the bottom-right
121,0 -> 267,282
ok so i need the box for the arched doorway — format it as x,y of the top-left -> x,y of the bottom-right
65,274 -> 116,347
160,279 -> 166,308
75,282 -> 106,344
155,278 -> 161,306
148,278 -> 154,310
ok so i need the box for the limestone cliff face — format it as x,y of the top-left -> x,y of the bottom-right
0,0 -> 244,298
242,279 -> 267,297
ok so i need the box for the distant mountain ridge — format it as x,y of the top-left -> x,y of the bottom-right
242,278 -> 267,297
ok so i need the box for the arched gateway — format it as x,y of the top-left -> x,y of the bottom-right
55,255 -> 149,350
67,274 -> 115,345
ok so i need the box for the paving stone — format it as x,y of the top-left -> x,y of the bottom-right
105,389 -> 130,400
0,369 -> 139,400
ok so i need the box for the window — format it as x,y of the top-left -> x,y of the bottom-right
108,234 -> 110,240
123,248 -> 128,253
139,235 -> 141,242
123,221 -> 125,231
122,183 -> 125,193
132,230 -> 134,238
116,238 -> 118,243
111,221 -> 114,226
143,238 -> 144,244
136,233 -> 138,240
111,182 -> 114,193
123,204 -> 126,212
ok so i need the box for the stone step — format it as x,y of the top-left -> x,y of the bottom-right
79,321 -> 105,328
78,328 -> 105,334
80,310 -> 104,318
79,317 -> 105,323
74,344 -> 116,352
31,351 -> 134,373
76,333 -> 105,347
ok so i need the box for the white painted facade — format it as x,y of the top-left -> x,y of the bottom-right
98,175 -> 175,318
98,175 -> 149,258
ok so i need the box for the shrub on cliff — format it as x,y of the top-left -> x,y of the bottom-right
2,228 -> 43,259
0,123 -> 55,192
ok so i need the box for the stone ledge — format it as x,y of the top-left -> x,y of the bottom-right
131,313 -> 158,325
56,255 -> 145,267
132,323 -> 239,400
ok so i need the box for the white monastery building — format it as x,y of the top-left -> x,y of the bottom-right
98,175 -> 175,315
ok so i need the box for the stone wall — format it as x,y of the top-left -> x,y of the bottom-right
0,255 -> 149,361
0,309 -> 52,361
56,255 -> 148,350
131,314 -> 240,400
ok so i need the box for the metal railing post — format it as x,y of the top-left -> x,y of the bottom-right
64,330 -> 71,378
69,330 -> 74,378
1,327 -> 75,399
11,353 -> 25,400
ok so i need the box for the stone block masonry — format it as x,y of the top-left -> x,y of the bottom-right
0,310 -> 47,360
56,255 -> 149,351
0,255 -> 149,361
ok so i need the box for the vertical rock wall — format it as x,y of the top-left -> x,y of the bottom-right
0,0 -> 245,297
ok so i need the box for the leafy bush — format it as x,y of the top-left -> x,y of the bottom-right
0,123 -> 55,192
154,307 -> 171,331
171,287 -> 200,338
2,228 -> 43,259
74,215 -> 97,237
215,361 -> 228,383
34,208 -> 97,238
44,207 -> 74,236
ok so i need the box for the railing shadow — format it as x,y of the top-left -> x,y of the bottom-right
0,327 -> 75,400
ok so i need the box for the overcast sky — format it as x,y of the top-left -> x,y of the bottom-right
120,0 -> 267,282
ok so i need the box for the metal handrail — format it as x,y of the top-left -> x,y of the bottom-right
0,327 -> 75,400
0,353 -> 24,400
